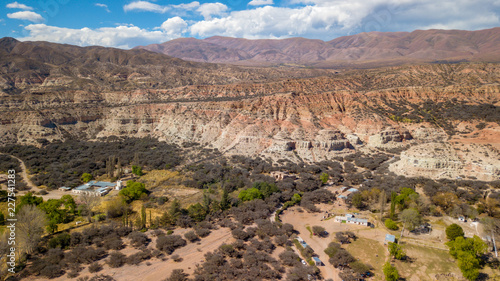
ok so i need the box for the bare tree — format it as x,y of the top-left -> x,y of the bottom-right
17,204 -> 46,255
79,193 -> 101,222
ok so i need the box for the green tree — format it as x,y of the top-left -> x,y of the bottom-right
220,189 -> 230,211
252,181 -> 279,198
188,203 -> 207,222
238,188 -> 264,202
446,235 -> 487,281
81,173 -> 93,183
458,252 -> 480,281
169,199 -> 182,223
46,219 -> 58,234
399,208 -> 422,231
395,187 -> 417,210
388,242 -> 406,260
385,218 -> 399,230
16,192 -> 43,212
141,204 -> 147,229
446,224 -> 465,241
390,191 -> 397,219
132,165 -> 143,176
119,181 -> 147,203
320,173 -> 329,184
383,262 -> 399,281
352,192 -> 363,209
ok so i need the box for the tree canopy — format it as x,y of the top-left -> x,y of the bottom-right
119,181 -> 147,203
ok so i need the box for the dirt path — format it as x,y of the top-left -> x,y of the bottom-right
1,153 -> 69,200
281,207 -> 342,281
1,153 -> 40,192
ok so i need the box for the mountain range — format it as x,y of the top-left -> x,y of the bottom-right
135,27 -> 500,68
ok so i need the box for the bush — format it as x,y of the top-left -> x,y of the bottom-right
107,252 -> 126,268
195,227 -> 211,238
312,225 -> 327,237
165,269 -> 189,281
385,219 -> 399,230
156,235 -> 187,254
184,231 -> 199,242
128,231 -> 150,247
279,251 -> 300,266
88,262 -> 102,273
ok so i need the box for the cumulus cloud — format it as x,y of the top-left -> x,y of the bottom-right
196,3 -> 228,20
7,11 -> 44,23
173,1 -> 200,11
160,17 -> 188,37
124,1 -> 169,13
95,3 -> 111,13
20,24 -> 175,49
248,0 -> 274,6
190,0 -> 500,39
6,2 -> 33,10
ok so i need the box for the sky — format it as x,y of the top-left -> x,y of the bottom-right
0,0 -> 499,49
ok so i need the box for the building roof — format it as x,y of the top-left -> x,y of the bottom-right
75,181 -> 116,191
348,217 -> 368,223
88,181 -> 116,188
385,234 -> 396,243
59,186 -> 71,190
312,257 -> 322,262
338,195 -> 347,199
347,188 -> 359,193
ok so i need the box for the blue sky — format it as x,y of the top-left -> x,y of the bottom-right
1,0 -> 499,49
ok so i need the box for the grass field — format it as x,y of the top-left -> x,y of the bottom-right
393,243 -> 462,281
344,237 -> 388,280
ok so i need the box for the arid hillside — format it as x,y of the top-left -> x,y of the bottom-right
136,28 -> 500,67
0,51 -> 499,180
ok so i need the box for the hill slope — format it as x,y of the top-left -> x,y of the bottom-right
136,28 -> 500,67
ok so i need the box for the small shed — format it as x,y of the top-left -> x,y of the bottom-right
312,257 -> 323,266
385,234 -> 396,245
458,216 -> 466,222
58,186 -> 71,191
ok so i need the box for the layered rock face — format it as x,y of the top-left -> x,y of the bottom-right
390,142 -> 500,181
0,39 -> 499,181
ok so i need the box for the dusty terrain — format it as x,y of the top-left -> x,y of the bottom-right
27,227 -> 233,281
280,203 -> 468,281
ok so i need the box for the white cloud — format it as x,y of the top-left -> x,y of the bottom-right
248,0 -> 274,6
20,24 -> 175,49
190,0 -> 500,39
6,2 -> 33,10
160,17 -> 188,36
124,1 -> 169,13
172,1 -> 200,11
196,3 -> 228,20
95,3 -> 111,13
7,11 -> 44,23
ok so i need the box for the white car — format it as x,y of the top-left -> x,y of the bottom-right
301,259 -> 307,265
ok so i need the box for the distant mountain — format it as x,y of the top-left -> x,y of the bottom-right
0,37 -> 327,93
135,28 -> 500,67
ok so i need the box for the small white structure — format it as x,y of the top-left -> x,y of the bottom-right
458,216 -> 467,222
334,214 -> 369,226
115,180 -> 123,190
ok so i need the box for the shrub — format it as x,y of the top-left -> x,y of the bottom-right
88,262 -> 102,273
107,252 -> 126,268
279,251 -> 300,266
165,269 -> 189,281
128,231 -> 150,247
312,226 -> 327,237
385,219 -> 399,230
195,227 -> 211,238
156,235 -> 187,254
184,231 -> 199,242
